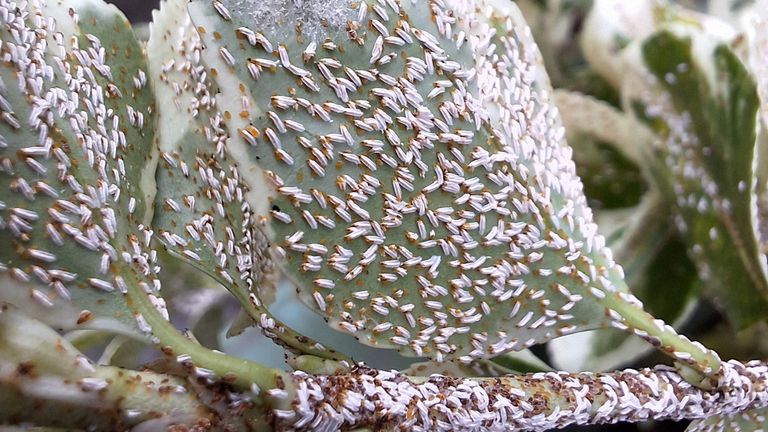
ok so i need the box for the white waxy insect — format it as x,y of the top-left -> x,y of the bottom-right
88,277 -> 115,292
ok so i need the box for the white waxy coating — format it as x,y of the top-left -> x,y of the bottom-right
272,359 -> 768,431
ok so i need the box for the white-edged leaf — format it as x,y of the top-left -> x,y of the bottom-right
0,0 -> 164,334
183,0 -> 720,373
745,1 -> 768,262
625,27 -> 768,328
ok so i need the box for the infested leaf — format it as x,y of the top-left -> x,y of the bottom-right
185,0 -> 721,373
0,0 -> 164,334
631,29 -> 768,328
147,0 -> 345,359
549,193 -> 700,371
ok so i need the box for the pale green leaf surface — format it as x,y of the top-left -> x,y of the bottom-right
549,193 -> 700,371
0,0 -> 162,333
147,0 -> 346,359
185,0 -> 719,372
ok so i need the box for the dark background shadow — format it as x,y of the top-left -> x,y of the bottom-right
107,0 -> 160,22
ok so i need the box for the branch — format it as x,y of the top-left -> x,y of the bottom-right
269,360 -> 768,431
0,308 -> 212,430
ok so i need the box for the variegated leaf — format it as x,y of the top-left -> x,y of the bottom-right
627,28 -> 768,328
183,0 -> 720,373
687,406 -> 768,432
673,0 -> 756,25
0,0 -> 164,334
745,1 -> 768,267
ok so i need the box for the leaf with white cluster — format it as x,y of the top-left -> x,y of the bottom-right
625,26 -> 768,328
551,90 -> 703,371
550,194 -> 701,372
147,0 -> 349,359
0,0 -> 165,334
182,0 -> 721,374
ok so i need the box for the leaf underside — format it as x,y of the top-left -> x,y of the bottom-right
187,0 -> 650,363
0,0 -> 162,333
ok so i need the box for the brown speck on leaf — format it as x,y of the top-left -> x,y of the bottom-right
77,310 -> 94,325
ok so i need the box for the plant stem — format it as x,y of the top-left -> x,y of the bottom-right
601,284 -> 723,380
273,360 -> 768,431
125,279 -> 294,405
0,309 -> 209,429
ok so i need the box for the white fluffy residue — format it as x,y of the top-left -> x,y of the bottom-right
221,0 -> 356,41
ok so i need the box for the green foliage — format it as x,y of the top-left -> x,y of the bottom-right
0,0 -> 158,334
0,0 -> 767,429
638,30 -> 768,328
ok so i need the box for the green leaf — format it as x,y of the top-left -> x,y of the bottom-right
635,29 -> 768,328
601,193 -> 698,328
147,0 -> 346,360
185,0 -> 721,375
0,0 -> 162,333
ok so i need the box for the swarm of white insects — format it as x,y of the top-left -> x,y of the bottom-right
0,0 -> 768,430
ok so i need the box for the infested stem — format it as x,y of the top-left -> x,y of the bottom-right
4,301 -> 765,431
602,281 -> 723,380
0,309 -> 210,429
274,360 -> 768,431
